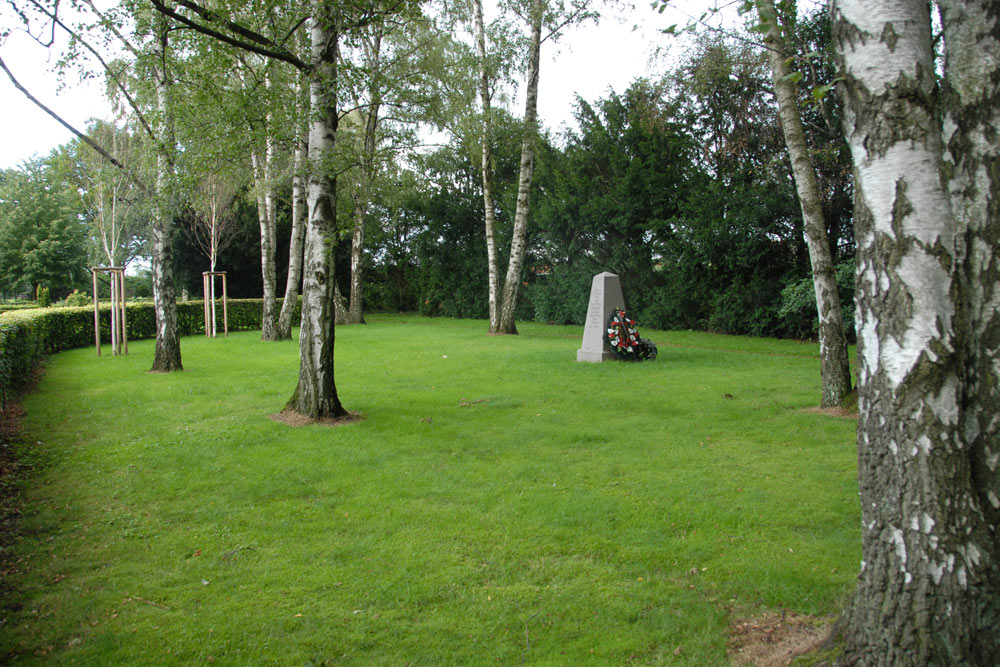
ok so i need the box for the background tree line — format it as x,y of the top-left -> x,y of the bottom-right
1,5 -> 853,342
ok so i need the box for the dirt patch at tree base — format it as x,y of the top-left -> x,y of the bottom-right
803,406 -> 857,419
728,612 -> 835,666
270,410 -> 364,427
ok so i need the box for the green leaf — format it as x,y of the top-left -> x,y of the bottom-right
812,83 -> 834,102
781,71 -> 803,84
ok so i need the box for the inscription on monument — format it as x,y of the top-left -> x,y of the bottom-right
577,272 -> 626,363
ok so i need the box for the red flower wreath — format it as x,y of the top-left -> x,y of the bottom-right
606,309 -> 658,362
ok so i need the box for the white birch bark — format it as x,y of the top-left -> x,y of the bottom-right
497,0 -> 543,335
285,7 -> 346,419
259,73 -> 279,340
209,188 -> 218,338
277,70 -> 309,340
150,17 -> 181,372
757,0 -> 852,407
473,0 -> 502,333
94,123 -> 129,268
347,28 -> 383,326
833,0 -> 999,661
939,0 -> 1000,580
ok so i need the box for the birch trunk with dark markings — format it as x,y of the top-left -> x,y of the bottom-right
472,0 -> 502,333
285,7 -> 347,419
277,70 -> 309,341
757,0 -> 852,407
832,0 -> 1000,661
150,15 -> 181,372
496,0 -> 543,335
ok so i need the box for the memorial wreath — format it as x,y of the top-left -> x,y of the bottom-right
606,309 -> 657,362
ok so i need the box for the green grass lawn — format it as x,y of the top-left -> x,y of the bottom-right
1,315 -> 859,664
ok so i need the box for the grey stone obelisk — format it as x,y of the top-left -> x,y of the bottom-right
577,272 -> 626,362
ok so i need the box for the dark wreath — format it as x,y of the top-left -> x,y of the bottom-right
606,309 -> 658,362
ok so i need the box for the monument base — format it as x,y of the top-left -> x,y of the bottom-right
577,348 -> 616,363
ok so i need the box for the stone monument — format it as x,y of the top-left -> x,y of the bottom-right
577,272 -> 626,363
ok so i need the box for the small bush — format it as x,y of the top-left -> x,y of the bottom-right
61,290 -> 92,308
35,286 -> 50,308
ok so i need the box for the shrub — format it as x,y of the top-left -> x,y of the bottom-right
777,260 -> 856,342
527,264 -> 595,326
61,290 -> 92,307
35,286 -> 50,308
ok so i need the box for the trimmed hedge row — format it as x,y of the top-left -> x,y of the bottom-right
0,299 -> 300,408
0,303 -> 46,315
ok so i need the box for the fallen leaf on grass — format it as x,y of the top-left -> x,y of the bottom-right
458,398 -> 488,408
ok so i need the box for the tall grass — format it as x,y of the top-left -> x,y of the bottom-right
1,316 -> 858,664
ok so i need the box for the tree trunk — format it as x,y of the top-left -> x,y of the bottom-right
285,7 -> 347,420
832,0 -> 1000,662
347,208 -> 366,324
256,92 -> 279,341
497,0 -> 543,335
757,0 -> 852,408
150,19 -> 181,372
277,73 -> 309,341
346,28 -> 384,326
940,1 -> 1000,658
334,280 -> 349,325
473,0 -> 502,333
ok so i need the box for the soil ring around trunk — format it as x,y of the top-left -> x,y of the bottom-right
728,611 -> 836,666
270,409 -> 364,427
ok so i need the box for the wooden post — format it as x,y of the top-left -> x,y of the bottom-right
221,272 -> 229,337
202,271 -> 229,338
91,267 -> 128,356
202,272 -> 210,337
118,270 -> 128,355
110,270 -> 118,354
92,268 -> 101,356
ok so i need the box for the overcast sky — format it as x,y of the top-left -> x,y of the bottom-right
0,1 -> 723,171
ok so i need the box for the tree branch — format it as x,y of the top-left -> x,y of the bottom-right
149,0 -> 308,70
26,0 -> 156,141
0,55 -> 152,197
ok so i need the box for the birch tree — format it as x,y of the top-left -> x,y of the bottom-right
476,0 -> 598,335
755,0 -> 852,407
74,119 -> 147,269
150,0 -> 420,419
186,171 -> 238,336
249,112 -> 280,340
832,0 -> 1000,662
472,0 -> 503,332
276,64 -> 309,340
340,11 -> 455,325
147,10 -> 183,371
2,0 -> 184,371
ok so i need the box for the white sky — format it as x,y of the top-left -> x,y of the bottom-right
0,1 -> 725,171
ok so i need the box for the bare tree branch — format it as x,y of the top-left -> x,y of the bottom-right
149,0 -> 308,70
27,0 -> 156,141
0,54 -> 152,196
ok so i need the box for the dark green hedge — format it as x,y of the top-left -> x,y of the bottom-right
0,299 -> 300,409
